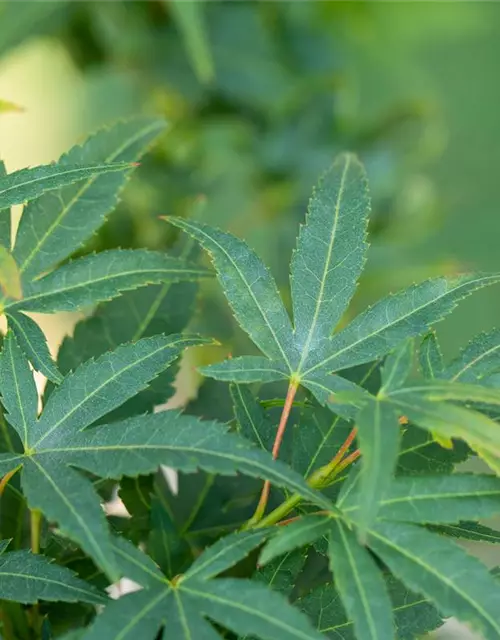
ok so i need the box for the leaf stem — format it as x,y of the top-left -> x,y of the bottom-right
247,381 -> 298,526
253,427 -> 360,529
30,509 -> 41,554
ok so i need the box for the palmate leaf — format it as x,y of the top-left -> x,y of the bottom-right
441,328 -> 500,382
13,117 -> 166,281
0,161 -> 131,211
0,541 -> 106,605
166,154 -> 500,417
84,533 -> 326,640
397,427 -> 469,475
4,249 -> 210,315
0,332 -> 333,579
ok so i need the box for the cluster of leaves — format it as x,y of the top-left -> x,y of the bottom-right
2,119 -> 500,640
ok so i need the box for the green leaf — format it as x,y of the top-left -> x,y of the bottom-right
354,400 -> 400,539
299,573 -> 443,639
443,329 -> 500,382
231,383 -> 275,450
259,516 -> 332,566
302,372 -> 368,421
0,544 -> 106,605
0,331 -> 38,448
148,495 -> 190,578
290,154 -> 369,374
0,160 -> 10,248
87,535 -> 326,640
342,474 -> 500,524
327,519 -> 394,640
7,311 -> 62,383
13,118 -> 166,280
397,427 -> 469,475
201,356 -> 290,383
6,249 -> 210,314
304,274 -> 500,376
252,550 -> 308,598
380,340 -> 413,393
428,521 -> 500,543
383,391 -> 500,460
169,0 -> 215,84
31,334 -> 210,448
394,380 -> 500,406
185,529 -> 270,581
368,521 -> 500,639
0,161 -> 131,211
45,412 -> 332,512
419,332 -> 443,379
0,246 -> 21,303
164,216 -> 297,369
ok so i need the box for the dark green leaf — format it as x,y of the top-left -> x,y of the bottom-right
13,118 -> 165,280
443,328 -> 500,383
201,356 -> 290,383
260,517 -> 332,566
0,544 -> 106,605
0,161 -> 130,210
7,311 -> 62,383
170,0 -> 214,83
290,154 -> 369,375
6,249 -> 210,314
231,384 -> 275,450
380,340 -> 413,393
368,521 -> 500,639
419,332 -> 443,379
0,331 -> 38,447
328,519 -> 394,640
164,216 -> 297,369
0,160 -> 10,248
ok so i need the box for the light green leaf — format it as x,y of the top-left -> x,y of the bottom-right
0,544 -> 106,605
419,332 -> 443,379
164,216 -> 297,369
342,474 -> 500,524
0,331 -> 38,448
0,246 -> 21,300
304,274 -> 500,376
393,381 -> 500,406
6,249 -> 210,314
368,521 -> 500,639
31,334 -> 210,448
201,356 -> 289,383
383,391 -> 500,460
169,0 -> 214,84
259,516 -> 332,566
0,161 -> 130,211
0,160 -> 10,248
354,400 -> 400,539
380,340 -> 413,394
443,329 -> 500,382
13,118 -> 166,280
184,529 -> 270,581
231,384 -> 275,450
7,311 -> 62,383
328,519 -> 394,640
290,154 -> 369,374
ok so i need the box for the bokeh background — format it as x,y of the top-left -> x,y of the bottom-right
1,2 -> 500,638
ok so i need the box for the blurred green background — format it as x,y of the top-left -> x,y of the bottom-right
0,0 -> 499,361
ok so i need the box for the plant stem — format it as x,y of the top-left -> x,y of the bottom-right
30,509 -> 42,554
254,428 -> 360,529
247,381 -> 298,526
